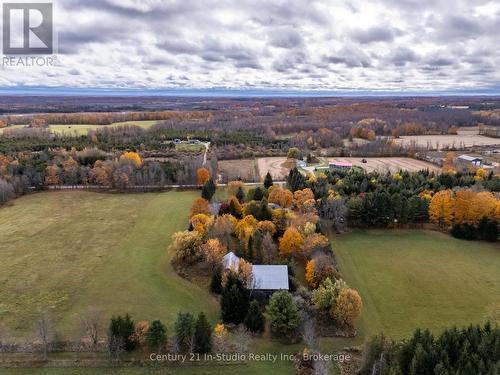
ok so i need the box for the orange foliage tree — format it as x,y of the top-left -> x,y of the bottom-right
268,186 -> 293,208
190,197 -> 210,217
279,227 -> 304,255
197,168 -> 210,186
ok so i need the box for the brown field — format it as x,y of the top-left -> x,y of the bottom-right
257,157 -> 289,180
327,157 -> 440,173
393,134 -> 500,149
218,159 -> 260,182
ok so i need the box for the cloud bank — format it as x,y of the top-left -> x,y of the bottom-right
2,0 -> 500,93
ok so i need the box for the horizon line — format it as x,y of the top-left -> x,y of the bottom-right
0,86 -> 500,97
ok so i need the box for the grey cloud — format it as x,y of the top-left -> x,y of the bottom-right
268,28 -> 304,49
351,26 -> 398,44
389,48 -> 420,66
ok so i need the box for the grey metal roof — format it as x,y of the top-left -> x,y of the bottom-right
251,265 -> 289,290
458,154 -> 482,162
222,252 -> 240,270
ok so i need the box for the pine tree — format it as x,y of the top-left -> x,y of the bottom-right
244,300 -> 264,333
236,186 -> 245,203
201,178 -> 216,201
146,320 -> 167,352
258,198 -> 272,221
221,275 -> 249,324
264,172 -> 274,189
253,186 -> 265,201
194,312 -> 212,354
210,265 -> 223,294
174,312 -> 195,353
109,314 -> 137,352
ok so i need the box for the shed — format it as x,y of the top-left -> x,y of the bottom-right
222,252 -> 240,271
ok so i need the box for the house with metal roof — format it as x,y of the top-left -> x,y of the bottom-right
251,265 -> 289,291
221,253 -> 289,294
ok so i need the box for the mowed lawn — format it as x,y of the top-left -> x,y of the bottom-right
332,230 -> 500,340
0,191 -> 218,339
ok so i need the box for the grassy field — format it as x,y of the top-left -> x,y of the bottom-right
0,121 -> 160,135
0,191 -> 218,338
332,230 -> 500,340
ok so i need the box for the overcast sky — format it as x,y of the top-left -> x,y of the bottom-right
2,0 -> 500,94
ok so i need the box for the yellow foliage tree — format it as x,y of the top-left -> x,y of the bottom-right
196,168 -> 210,186
235,215 -> 258,243
201,238 -> 226,268
190,213 -> 213,235
454,190 -> 477,224
279,227 -> 304,255
429,190 -> 454,227
120,151 -> 142,167
293,188 -> 315,210
333,288 -> 363,327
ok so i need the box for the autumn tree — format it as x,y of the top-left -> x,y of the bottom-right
201,238 -> 226,269
132,320 -> 149,347
269,186 -> 293,208
190,197 -> 210,217
333,288 -> 362,327
429,190 -> 454,227
120,151 -> 142,167
169,230 -> 203,265
196,168 -> 210,186
45,165 -> 60,185
190,213 -> 213,235
209,214 -> 237,247
279,227 -> 304,255
301,233 -> 329,257
305,254 -> 339,288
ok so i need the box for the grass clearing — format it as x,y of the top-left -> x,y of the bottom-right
0,191 -> 218,338
331,230 -> 500,340
0,121 -> 160,136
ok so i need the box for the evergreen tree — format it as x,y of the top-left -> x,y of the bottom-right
252,186 -> 265,201
174,312 -> 195,353
258,198 -> 272,221
236,186 -> 245,203
287,168 -> 306,192
221,274 -> 249,324
109,314 -> 136,352
146,320 -> 167,352
266,290 -> 301,338
194,312 -> 212,354
264,172 -> 274,189
210,265 -> 223,294
201,178 -> 216,201
244,300 -> 264,333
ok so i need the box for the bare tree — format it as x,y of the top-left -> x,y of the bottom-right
79,309 -> 103,352
232,326 -> 250,354
313,357 -> 331,375
302,317 -> 317,351
35,310 -> 52,360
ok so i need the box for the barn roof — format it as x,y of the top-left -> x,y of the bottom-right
222,252 -> 240,271
251,265 -> 289,290
458,154 -> 482,162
